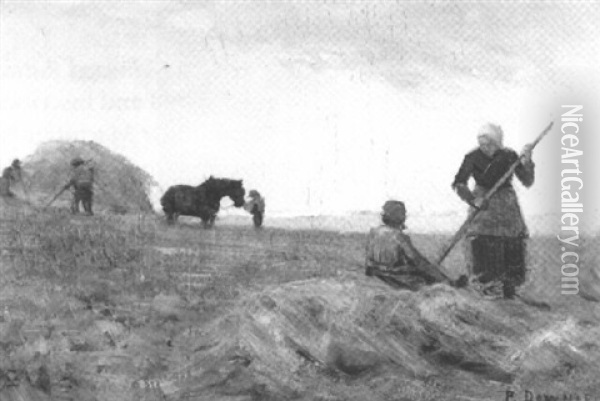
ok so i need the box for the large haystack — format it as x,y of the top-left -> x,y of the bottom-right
22,140 -> 156,213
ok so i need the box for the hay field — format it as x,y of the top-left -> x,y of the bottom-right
0,202 -> 599,401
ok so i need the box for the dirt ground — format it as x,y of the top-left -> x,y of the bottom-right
1,201 -> 599,401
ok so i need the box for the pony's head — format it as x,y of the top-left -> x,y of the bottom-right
203,176 -> 246,207
227,179 -> 246,207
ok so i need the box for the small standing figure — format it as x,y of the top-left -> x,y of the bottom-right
0,159 -> 22,198
365,200 -> 464,291
64,157 -> 94,215
244,190 -> 265,228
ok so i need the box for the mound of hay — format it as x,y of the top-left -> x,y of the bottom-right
22,140 -> 156,213
153,274 -> 600,401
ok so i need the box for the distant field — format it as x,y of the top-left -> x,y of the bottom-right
216,208 -> 600,236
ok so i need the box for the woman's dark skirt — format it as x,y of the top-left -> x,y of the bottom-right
465,235 -> 527,298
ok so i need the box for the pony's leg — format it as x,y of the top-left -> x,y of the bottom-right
200,214 -> 216,229
165,211 -> 177,224
198,206 -> 216,229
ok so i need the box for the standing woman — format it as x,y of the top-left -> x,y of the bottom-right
452,123 -> 535,299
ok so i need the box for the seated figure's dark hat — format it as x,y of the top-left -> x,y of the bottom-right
382,200 -> 406,224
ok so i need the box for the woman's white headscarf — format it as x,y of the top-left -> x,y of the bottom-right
477,123 -> 504,147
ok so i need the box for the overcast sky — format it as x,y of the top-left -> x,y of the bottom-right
1,1 -> 598,222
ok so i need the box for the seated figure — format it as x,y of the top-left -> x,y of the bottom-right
365,200 -> 466,290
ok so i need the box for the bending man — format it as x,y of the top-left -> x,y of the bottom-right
64,157 -> 95,215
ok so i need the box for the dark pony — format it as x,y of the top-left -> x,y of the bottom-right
160,176 -> 245,228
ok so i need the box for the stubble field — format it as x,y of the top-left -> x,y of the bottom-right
0,203 -> 599,401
